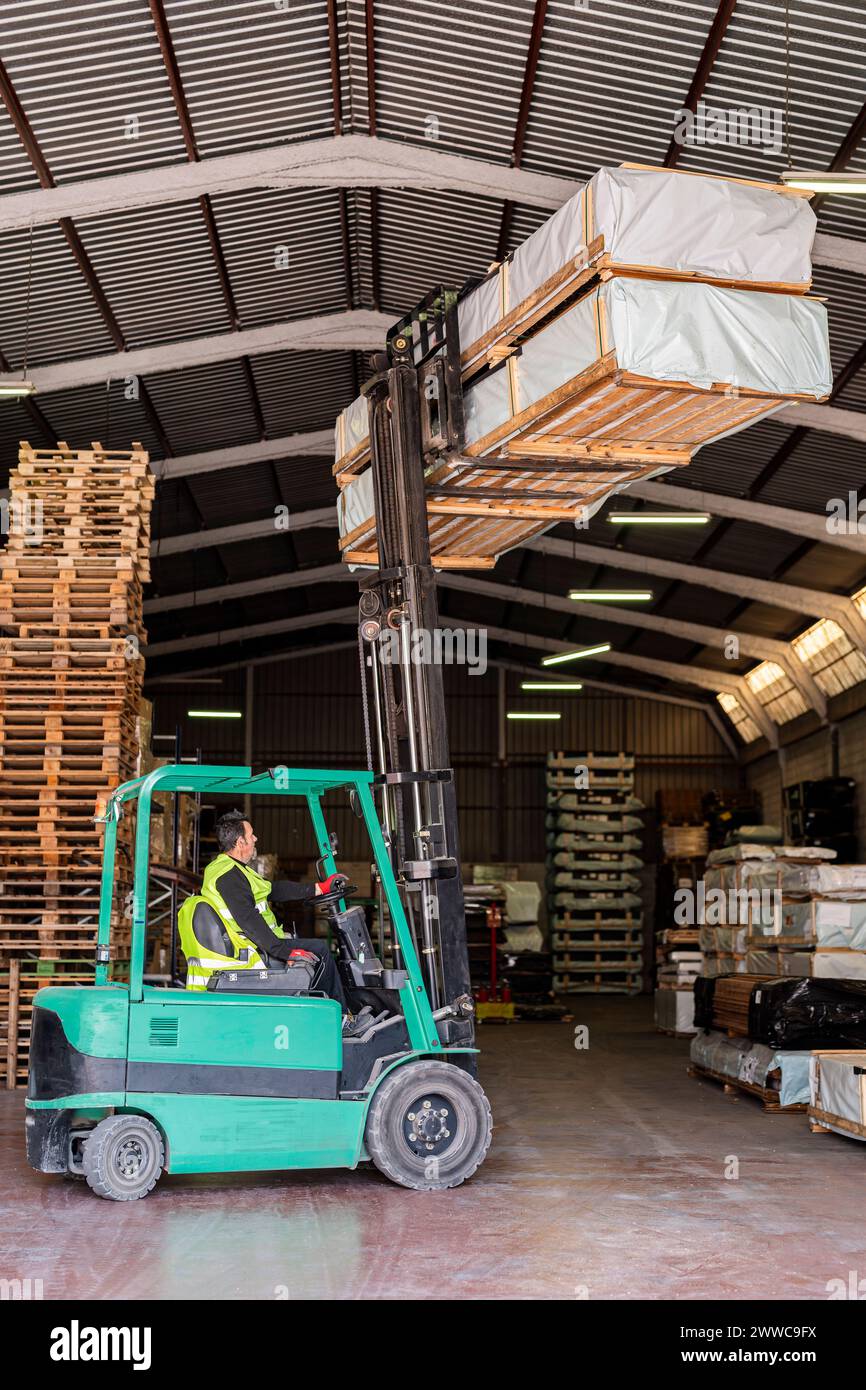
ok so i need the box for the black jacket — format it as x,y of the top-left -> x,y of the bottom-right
217,865 -> 315,961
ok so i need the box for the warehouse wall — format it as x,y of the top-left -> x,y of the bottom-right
745,707 -> 866,857
148,649 -> 739,866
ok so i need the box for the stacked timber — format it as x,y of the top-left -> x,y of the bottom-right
710,974 -> 772,1035
0,441 -> 153,1086
335,164 -> 831,569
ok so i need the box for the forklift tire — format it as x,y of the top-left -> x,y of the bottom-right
82,1115 -> 165,1201
364,1060 -> 492,1191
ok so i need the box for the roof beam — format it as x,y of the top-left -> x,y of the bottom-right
527,534 -> 866,649
664,0 -> 738,168
150,507 -> 335,557
146,505 -> 866,647
146,409 -> 866,486
145,604 -> 358,658
0,130 -> 857,285
812,232 -> 866,277
493,655 -> 739,759
0,310 -> 393,394
145,562 -> 349,613
627,477 -> 866,553
776,401 -> 866,444
496,0 -> 548,260
152,430 -> 334,481
144,601 -> 743,756
0,134 -> 580,232
450,617 -> 776,746
437,572 -> 827,717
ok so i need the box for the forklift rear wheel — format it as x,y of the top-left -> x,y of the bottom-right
364,1060 -> 492,1190
82,1115 -> 165,1201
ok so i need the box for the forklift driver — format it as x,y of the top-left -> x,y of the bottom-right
191,809 -> 350,1010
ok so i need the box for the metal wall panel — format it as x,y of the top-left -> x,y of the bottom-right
149,653 -> 739,865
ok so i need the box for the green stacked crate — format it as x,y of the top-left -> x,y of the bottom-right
546,751 -> 646,995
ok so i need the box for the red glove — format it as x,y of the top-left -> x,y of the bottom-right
288,948 -> 318,964
316,872 -> 349,896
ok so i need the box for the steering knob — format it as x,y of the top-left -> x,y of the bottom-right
316,879 -> 357,908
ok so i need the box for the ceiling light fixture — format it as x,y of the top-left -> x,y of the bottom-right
541,643 -> 611,667
568,590 -> 652,602
607,512 -> 709,525
781,171 -> 866,194
0,380 -> 36,398
506,711 -> 562,721
187,710 -> 242,719
521,681 -> 583,691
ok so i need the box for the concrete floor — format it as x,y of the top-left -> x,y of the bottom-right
3,996 -> 865,1300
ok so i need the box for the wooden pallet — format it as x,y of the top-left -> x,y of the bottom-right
339,354 -> 812,566
0,441 -> 153,1055
688,1062 -> 806,1114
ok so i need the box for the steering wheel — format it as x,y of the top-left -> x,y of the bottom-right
315,880 -> 357,910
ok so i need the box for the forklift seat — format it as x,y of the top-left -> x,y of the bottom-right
189,900 -> 233,957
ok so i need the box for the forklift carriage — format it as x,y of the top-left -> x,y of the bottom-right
25,763 -> 491,1200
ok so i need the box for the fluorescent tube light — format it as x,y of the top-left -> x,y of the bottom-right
0,380 -> 36,398
187,710 -> 242,719
568,590 -> 652,602
506,711 -> 561,721
541,643 -> 611,667
521,681 -> 583,691
608,513 -> 709,525
782,171 -> 866,194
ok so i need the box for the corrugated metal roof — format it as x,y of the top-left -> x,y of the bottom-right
0,0 -> 862,726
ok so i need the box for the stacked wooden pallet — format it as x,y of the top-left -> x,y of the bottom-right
335,164 -> 830,569
546,751 -> 646,994
0,441 -> 153,1085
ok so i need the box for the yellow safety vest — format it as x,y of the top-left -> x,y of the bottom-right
179,854 -> 288,991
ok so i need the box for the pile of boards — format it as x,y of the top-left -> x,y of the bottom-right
699,842 -> 866,980
0,441 -> 153,1086
335,162 -> 831,569
690,975 -> 866,1126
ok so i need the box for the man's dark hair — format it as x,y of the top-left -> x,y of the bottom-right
215,809 -> 249,853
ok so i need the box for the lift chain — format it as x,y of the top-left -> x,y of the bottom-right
358,626 -> 374,774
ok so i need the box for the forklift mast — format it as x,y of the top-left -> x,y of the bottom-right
357,287 -> 472,1022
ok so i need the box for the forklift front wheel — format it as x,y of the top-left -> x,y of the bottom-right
364,1060 -> 492,1191
82,1115 -> 165,1202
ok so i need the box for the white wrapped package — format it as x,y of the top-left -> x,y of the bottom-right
750,899 -> 866,948
746,949 -> 783,976
654,988 -> 696,1034
708,843 -> 835,865
706,844 -> 777,864
462,278 -> 831,449
701,953 -> 748,976
602,278 -> 829,396
692,1029 -> 811,1105
337,274 -> 831,479
502,880 -> 541,926
590,167 -> 814,285
507,167 -> 814,310
810,1052 -> 866,1138
744,861 -> 866,899
795,951 -> 866,980
554,851 -> 644,871
552,832 -> 643,853
700,925 -> 747,954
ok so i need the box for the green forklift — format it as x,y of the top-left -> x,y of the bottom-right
27,286 -> 494,1198
26,762 -> 490,1198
